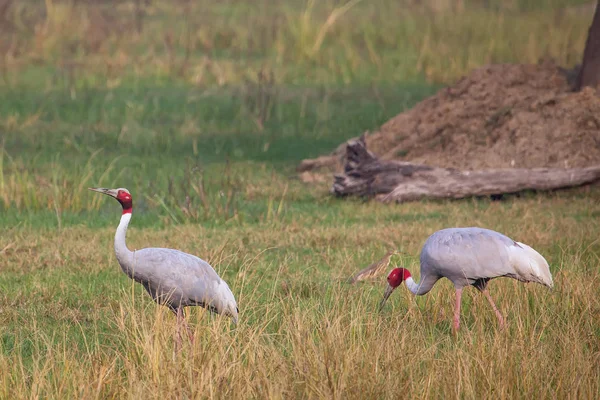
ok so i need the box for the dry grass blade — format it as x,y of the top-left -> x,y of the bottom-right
347,250 -> 397,284
311,0 -> 366,56
0,241 -> 15,255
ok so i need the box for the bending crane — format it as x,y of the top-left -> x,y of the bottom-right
372,227 -> 553,331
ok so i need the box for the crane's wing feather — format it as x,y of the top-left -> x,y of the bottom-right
421,227 -> 552,288
507,241 -> 553,287
132,248 -> 238,315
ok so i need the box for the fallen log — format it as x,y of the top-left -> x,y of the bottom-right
332,135 -> 600,202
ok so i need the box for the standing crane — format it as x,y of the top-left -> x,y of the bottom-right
89,187 -> 238,347
369,227 -> 553,332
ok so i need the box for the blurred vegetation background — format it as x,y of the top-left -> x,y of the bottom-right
0,0 -> 592,86
1,3 -> 599,398
0,0 -> 594,222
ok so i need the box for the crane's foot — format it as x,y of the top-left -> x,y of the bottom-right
497,314 -> 506,331
187,330 -> 195,344
452,318 -> 461,334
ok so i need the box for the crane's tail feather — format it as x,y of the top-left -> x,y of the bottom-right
509,242 -> 554,288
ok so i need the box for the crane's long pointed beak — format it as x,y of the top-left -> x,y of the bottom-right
88,187 -> 118,198
379,284 -> 395,312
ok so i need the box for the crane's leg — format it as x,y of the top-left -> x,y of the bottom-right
180,312 -> 195,344
453,288 -> 462,333
175,307 -> 184,352
481,289 -> 505,330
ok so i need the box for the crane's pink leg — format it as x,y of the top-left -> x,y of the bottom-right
175,307 -> 184,352
181,316 -> 195,344
453,288 -> 462,333
481,289 -> 505,330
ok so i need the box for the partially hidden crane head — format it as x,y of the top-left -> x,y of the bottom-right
89,187 -> 133,214
378,268 -> 411,312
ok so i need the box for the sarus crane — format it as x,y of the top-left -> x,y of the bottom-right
357,227 -> 553,332
89,187 -> 238,346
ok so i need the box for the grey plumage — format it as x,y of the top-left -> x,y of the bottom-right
417,227 -> 553,292
378,227 -> 553,331
124,248 -> 238,319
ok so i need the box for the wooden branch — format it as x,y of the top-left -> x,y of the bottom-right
297,154 -> 339,173
332,135 -> 600,202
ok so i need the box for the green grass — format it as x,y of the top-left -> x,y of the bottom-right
1,0 -> 599,398
2,191 -> 600,398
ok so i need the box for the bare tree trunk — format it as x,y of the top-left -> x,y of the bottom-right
575,1 -> 600,90
332,135 -> 600,202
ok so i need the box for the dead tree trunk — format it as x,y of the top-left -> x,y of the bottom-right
575,1 -> 600,90
332,136 -> 600,202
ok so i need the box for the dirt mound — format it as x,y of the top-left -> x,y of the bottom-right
298,61 -> 600,176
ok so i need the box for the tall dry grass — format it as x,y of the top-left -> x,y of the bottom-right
0,0 -> 592,87
1,259 -> 597,399
1,197 -> 599,398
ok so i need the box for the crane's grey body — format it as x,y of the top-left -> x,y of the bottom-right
131,249 -> 228,312
113,208 -> 238,325
117,245 -> 237,317
416,227 -> 553,294
90,186 -> 238,344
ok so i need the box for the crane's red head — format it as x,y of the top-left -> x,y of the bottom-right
387,268 -> 411,288
88,187 -> 133,214
379,268 -> 411,312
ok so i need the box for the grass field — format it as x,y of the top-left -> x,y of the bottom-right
1,0 -> 600,398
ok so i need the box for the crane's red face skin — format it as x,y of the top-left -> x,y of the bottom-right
387,268 -> 411,288
116,190 -> 133,214
88,187 -> 133,215
379,268 -> 411,312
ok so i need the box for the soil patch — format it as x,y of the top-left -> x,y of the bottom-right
298,61 -> 600,178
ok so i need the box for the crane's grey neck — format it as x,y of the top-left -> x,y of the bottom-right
405,277 -> 435,296
114,212 -> 135,277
